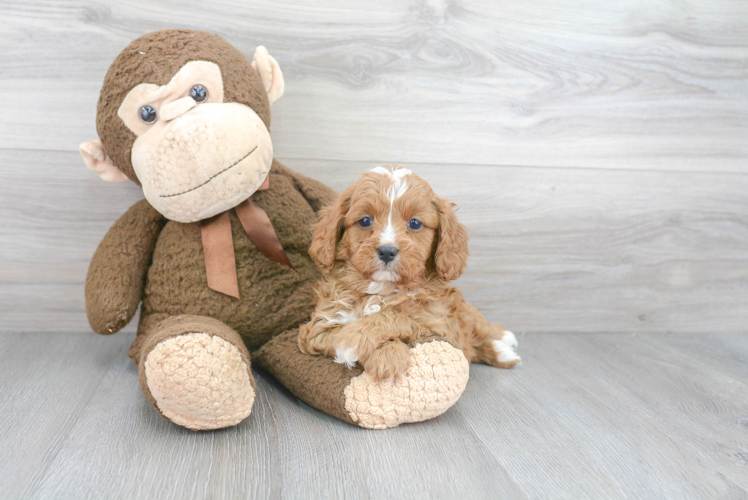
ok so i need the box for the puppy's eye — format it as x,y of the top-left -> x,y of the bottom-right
358,217 -> 373,228
190,84 -> 208,103
408,218 -> 422,230
139,105 -> 158,124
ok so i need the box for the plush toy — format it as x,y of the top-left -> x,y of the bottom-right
80,29 -> 470,430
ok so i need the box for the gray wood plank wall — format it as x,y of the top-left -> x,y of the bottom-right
1,0 -> 747,335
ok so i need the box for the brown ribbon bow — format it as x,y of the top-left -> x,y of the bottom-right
200,176 -> 294,298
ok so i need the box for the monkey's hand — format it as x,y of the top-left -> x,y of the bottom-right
85,199 -> 166,334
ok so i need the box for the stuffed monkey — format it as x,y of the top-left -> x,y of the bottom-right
80,29 -> 469,430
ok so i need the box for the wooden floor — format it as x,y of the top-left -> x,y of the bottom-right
0,331 -> 746,499
1,1 -> 747,498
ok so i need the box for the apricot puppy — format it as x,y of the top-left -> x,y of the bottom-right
299,166 -> 519,381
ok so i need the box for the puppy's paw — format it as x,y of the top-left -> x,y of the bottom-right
501,329 -> 518,348
491,339 -> 521,368
362,340 -> 411,382
333,346 -> 359,369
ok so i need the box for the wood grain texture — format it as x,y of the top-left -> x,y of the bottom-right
0,0 -> 747,171
0,331 -> 745,498
290,159 -> 748,334
2,150 -> 746,335
2,2 -> 747,498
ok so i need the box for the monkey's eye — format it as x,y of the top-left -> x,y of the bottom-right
358,217 -> 373,228
190,84 -> 208,103
139,105 -> 158,124
408,218 -> 423,230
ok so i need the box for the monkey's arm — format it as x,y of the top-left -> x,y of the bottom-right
271,159 -> 337,213
85,199 -> 166,334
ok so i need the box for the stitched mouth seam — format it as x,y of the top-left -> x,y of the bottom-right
159,146 -> 257,198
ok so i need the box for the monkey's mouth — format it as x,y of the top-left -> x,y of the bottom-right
159,146 -> 257,198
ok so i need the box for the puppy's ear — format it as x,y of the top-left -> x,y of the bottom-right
433,196 -> 469,281
309,186 -> 352,273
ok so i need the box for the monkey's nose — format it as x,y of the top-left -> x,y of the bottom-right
160,96 -> 197,121
377,246 -> 398,264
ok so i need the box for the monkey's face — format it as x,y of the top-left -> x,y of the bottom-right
117,61 -> 273,223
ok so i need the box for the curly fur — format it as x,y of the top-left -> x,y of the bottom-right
300,165 -> 520,381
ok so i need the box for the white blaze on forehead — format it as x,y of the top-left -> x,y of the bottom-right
370,166 -> 412,246
379,216 -> 397,245
370,165 -> 412,178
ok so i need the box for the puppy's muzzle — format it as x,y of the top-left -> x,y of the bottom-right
377,246 -> 398,264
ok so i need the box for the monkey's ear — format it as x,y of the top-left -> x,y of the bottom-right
79,140 -> 129,183
251,46 -> 285,105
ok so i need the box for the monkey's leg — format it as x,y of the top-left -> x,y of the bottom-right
253,330 -> 469,430
129,314 -> 255,431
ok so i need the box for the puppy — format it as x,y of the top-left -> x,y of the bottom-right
299,165 -> 519,382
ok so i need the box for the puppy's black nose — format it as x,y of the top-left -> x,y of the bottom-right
377,246 -> 398,264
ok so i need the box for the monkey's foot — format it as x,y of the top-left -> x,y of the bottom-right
144,332 -> 255,430
343,341 -> 469,429
254,333 -> 469,430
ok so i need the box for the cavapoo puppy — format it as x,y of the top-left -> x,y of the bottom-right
299,165 -> 519,381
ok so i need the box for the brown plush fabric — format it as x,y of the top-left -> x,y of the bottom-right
132,314 -> 255,415
86,29 -> 433,430
254,331 -> 472,428
270,162 -> 338,213
96,29 -> 271,184
253,329 -> 361,425
85,199 -> 166,334
133,160 -> 332,352
86,158 -> 335,351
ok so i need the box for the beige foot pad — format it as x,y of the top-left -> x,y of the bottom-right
144,333 -> 255,430
344,341 -> 469,429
